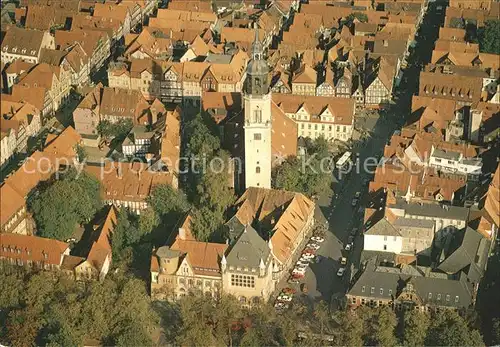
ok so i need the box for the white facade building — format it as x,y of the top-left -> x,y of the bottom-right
244,31 -> 272,189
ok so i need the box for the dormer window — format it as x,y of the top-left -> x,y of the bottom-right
12,47 -> 17,53
22,49 -> 26,54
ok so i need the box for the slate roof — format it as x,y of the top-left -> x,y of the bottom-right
391,198 -> 469,220
437,227 -> 490,282
348,260 -> 474,308
226,223 -> 271,271
365,217 -> 401,237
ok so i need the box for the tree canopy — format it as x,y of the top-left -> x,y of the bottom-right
182,114 -> 235,241
478,20 -> 500,54
0,269 -> 157,347
96,119 -> 133,142
30,168 -> 102,241
273,137 -> 332,197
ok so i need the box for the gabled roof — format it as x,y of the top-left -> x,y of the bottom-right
85,205 -> 117,272
437,227 -> 489,282
226,224 -> 271,269
0,233 -> 69,266
233,187 -> 314,264
292,64 -> 317,84
365,217 -> 401,237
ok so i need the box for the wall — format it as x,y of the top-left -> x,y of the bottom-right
364,234 -> 403,253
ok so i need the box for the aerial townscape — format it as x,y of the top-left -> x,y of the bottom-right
0,0 -> 499,345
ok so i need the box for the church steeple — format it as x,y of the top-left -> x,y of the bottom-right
244,28 -> 269,96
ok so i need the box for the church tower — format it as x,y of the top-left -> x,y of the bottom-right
243,30 -> 272,189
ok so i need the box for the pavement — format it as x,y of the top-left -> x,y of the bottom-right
277,0 -> 446,308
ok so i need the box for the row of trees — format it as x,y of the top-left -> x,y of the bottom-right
182,113 -> 236,241
155,293 -> 486,347
0,269 -> 489,347
0,268 -> 158,347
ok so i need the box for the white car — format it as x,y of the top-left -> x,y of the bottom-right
274,302 -> 286,309
292,267 -> 305,273
306,243 -> 321,250
311,236 -> 325,243
296,261 -> 309,267
301,253 -> 315,259
355,191 -> 361,198
337,268 -> 346,277
277,295 -> 292,302
345,243 -> 352,251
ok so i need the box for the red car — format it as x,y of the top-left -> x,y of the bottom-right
302,248 -> 316,255
283,287 -> 296,295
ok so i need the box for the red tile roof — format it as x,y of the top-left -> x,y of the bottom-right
0,233 -> 69,266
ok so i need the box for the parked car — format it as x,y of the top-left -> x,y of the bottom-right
288,277 -> 300,284
277,294 -> 292,302
348,236 -> 354,244
301,283 -> 308,294
337,268 -> 346,277
302,248 -> 316,255
296,261 -> 309,268
306,243 -> 320,250
345,243 -> 352,251
274,302 -> 288,309
350,228 -> 359,236
311,236 -> 325,243
340,257 -> 347,266
292,272 -> 305,279
351,198 -> 358,207
283,288 -> 296,295
355,191 -> 361,198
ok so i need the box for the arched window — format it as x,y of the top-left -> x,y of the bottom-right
256,166 -> 261,174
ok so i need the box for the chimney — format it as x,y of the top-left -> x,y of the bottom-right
179,227 -> 186,240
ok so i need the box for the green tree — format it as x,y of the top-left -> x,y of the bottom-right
191,206 -> 225,241
1,270 -> 158,347
111,208 -> 140,264
426,310 -> 485,346
185,113 -> 221,157
147,184 -> 190,221
196,151 -> 235,213
74,144 -> 87,163
492,318 -> 500,345
313,301 -> 330,339
343,12 -> 368,26
96,119 -> 133,142
96,120 -> 114,141
6,307 -> 42,347
30,169 -> 102,240
273,137 -> 332,197
360,306 -> 397,346
400,310 -> 430,346
479,20 -> 500,54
